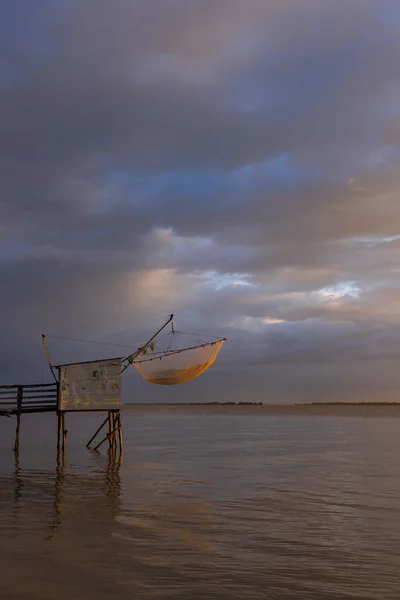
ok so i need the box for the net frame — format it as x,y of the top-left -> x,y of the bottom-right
132,338 -> 226,385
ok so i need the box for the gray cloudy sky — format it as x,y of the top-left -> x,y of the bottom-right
1,0 -> 400,402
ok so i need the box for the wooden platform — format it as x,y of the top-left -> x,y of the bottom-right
0,381 -> 123,457
0,383 -> 58,416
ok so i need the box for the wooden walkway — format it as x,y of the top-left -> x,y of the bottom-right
0,383 -> 58,416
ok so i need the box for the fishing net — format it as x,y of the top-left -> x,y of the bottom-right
133,339 -> 225,385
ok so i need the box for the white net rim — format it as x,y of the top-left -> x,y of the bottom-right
133,338 -> 227,364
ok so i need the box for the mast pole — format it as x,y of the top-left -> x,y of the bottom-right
41,334 -> 58,383
120,314 -> 173,374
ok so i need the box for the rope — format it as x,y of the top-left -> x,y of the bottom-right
90,314 -> 172,342
43,315 -> 172,353
44,319 -> 225,365
43,335 -> 136,350
173,330 -> 223,341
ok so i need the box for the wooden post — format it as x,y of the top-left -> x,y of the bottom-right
57,411 -> 62,457
13,386 -> 23,453
93,424 -> 120,451
112,411 -> 117,452
86,414 -> 110,448
86,411 -> 122,453
61,412 -> 67,456
109,411 -> 114,451
108,410 -> 113,451
117,411 -> 123,454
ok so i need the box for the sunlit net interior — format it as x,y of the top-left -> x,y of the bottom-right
133,339 -> 225,385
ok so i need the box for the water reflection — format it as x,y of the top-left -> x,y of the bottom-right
0,448 -> 127,600
0,449 -> 122,541
12,451 -> 22,530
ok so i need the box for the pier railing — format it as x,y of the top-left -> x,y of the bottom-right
0,383 -> 59,415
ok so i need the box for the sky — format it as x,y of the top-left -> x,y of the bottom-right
1,0 -> 400,403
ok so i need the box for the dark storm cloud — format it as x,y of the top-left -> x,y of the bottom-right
1,0 -> 400,399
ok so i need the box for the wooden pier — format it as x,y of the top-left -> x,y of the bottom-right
0,383 -> 59,415
0,380 -> 123,458
0,383 -> 59,453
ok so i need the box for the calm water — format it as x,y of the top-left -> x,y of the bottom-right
1,405 -> 400,599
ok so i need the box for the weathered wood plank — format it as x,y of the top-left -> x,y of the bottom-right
22,402 -> 57,406
22,394 -> 58,401
0,383 -> 57,390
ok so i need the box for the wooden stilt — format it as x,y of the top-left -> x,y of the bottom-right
109,411 -> 114,451
85,411 -> 122,454
14,413 -> 21,454
108,410 -> 113,451
113,412 -> 118,452
57,411 -> 62,455
117,411 -> 123,454
13,386 -> 23,453
110,411 -> 115,451
93,425 -> 120,451
86,415 -> 110,448
61,412 -> 67,456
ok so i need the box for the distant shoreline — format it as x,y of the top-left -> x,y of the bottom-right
305,402 -> 400,406
126,401 -> 264,406
124,401 -> 400,406
122,402 -> 400,418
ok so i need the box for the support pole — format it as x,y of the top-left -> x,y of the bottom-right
117,411 -> 123,454
86,411 -> 123,453
13,386 -> 23,453
62,413 -> 67,456
111,412 -> 115,451
93,425 -> 121,451
121,314 -> 173,373
112,412 -> 118,452
41,334 -> 58,383
108,410 -> 113,451
109,411 -> 114,451
14,413 -> 21,453
86,415 -> 110,448
57,411 -> 62,456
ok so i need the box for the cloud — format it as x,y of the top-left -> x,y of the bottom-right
1,0 -> 400,400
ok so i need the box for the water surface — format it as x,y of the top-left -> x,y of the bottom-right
1,405 -> 400,599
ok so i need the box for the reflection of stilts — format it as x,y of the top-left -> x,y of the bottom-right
12,450 -> 22,532
13,450 -> 21,503
13,387 -> 22,453
86,410 -> 123,454
48,449 -> 66,539
48,448 -> 121,540
106,449 -> 122,499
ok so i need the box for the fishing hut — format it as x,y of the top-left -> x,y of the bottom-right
0,314 -> 226,459
56,356 -> 123,455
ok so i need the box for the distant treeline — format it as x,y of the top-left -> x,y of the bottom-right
305,402 -> 400,406
187,401 -> 263,406
125,401 -> 264,406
